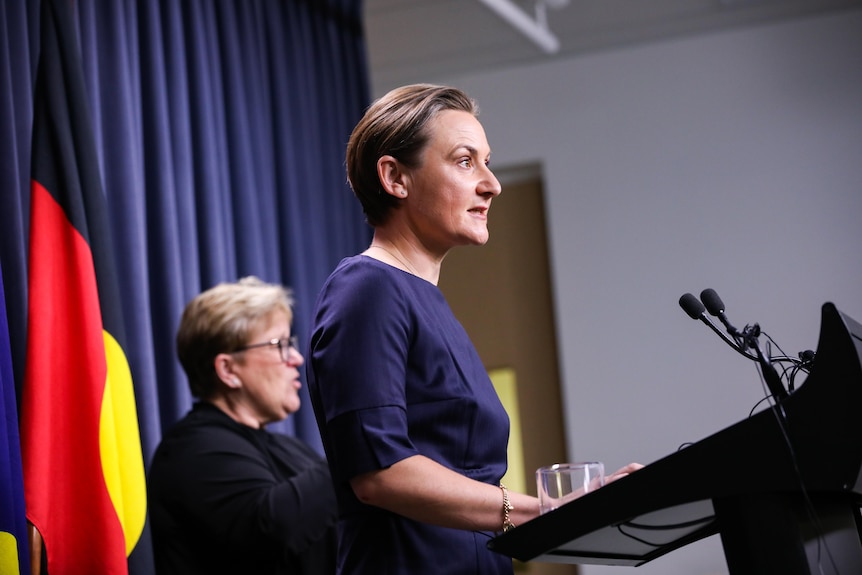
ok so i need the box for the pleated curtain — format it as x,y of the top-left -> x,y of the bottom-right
0,0 -> 373,460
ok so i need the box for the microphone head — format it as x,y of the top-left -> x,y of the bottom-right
679,293 -> 706,319
700,288 -> 725,316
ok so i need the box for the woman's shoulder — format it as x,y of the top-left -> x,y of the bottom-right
157,403 -> 253,450
314,256 -> 439,330
330,254 -> 404,279
322,254 -> 428,298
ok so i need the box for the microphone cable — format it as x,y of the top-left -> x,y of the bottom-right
680,290 -> 839,573
757,381 -> 840,575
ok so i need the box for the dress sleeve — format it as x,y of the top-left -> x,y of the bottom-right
310,260 -> 420,481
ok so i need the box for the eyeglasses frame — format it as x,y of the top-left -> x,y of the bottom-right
232,334 -> 299,363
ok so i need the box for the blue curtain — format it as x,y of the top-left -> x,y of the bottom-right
0,0 -> 372,463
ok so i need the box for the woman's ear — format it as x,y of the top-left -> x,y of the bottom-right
214,353 -> 241,389
377,155 -> 409,198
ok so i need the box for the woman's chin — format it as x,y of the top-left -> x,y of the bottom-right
284,398 -> 301,416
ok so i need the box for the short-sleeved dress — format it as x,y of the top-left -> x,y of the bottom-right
307,255 -> 513,575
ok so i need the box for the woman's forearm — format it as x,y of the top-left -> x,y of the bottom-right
349,454 -> 540,532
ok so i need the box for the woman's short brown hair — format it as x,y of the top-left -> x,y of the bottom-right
176,276 -> 294,399
345,84 -> 479,227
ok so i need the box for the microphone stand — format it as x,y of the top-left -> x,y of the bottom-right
741,323 -> 789,402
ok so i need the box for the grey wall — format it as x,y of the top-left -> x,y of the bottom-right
438,10 -> 862,575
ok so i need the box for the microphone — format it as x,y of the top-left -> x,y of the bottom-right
678,292 -> 706,319
678,293 -> 757,361
700,288 -> 743,343
698,288 -> 789,402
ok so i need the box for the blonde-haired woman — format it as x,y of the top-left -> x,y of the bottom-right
149,277 -> 336,574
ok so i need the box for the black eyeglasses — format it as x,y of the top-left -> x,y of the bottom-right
233,334 -> 299,362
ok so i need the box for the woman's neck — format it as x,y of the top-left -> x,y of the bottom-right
363,232 -> 444,285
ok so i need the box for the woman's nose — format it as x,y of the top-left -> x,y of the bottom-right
480,165 -> 501,197
286,346 -> 304,366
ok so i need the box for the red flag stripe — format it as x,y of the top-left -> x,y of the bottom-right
23,181 -> 128,575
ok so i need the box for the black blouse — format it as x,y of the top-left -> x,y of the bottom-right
148,402 -> 337,575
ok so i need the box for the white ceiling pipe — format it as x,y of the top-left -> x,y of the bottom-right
477,0 -> 567,54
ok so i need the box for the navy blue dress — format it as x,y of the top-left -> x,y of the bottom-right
307,256 -> 513,574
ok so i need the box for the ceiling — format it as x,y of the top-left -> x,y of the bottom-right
363,0 -> 862,95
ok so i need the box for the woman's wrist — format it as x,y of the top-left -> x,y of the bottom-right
499,483 -> 515,533
508,491 -> 540,527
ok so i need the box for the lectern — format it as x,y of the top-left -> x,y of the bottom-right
489,303 -> 862,575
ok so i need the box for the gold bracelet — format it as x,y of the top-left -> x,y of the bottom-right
499,483 -> 515,532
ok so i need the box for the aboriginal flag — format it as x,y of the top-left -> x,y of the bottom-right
21,0 -> 150,574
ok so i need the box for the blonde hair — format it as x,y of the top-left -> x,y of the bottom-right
176,276 -> 294,398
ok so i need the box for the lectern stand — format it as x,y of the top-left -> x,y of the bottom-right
488,303 -> 862,575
